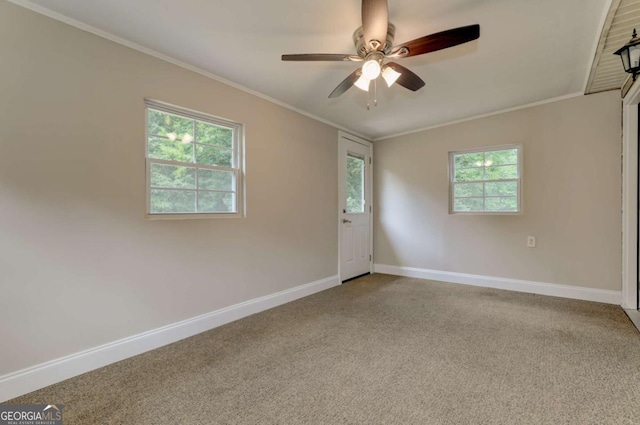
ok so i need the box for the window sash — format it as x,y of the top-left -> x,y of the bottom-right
146,158 -> 239,214
451,185 -> 521,212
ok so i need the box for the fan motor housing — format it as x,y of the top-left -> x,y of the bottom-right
353,23 -> 396,57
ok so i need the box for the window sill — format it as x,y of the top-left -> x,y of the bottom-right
449,211 -> 522,216
145,212 -> 245,220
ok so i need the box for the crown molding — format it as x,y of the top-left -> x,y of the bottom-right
6,0 -> 369,140
373,92 -> 585,141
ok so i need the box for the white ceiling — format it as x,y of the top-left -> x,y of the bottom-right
15,0 -> 610,139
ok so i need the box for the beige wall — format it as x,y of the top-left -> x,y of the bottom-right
374,92 -> 622,291
0,2 -> 339,375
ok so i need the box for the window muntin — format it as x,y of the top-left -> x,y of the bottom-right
145,100 -> 243,217
449,146 -> 521,214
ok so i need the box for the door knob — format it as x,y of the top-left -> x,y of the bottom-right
342,219 -> 352,223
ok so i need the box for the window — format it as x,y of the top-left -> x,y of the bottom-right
346,153 -> 365,213
449,145 -> 522,214
145,100 -> 244,218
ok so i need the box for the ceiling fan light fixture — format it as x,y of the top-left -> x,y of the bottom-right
281,0 -> 480,101
382,65 -> 401,87
362,59 -> 381,80
354,75 -> 371,92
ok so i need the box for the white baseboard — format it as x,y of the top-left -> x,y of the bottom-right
374,264 -> 621,305
0,275 -> 340,402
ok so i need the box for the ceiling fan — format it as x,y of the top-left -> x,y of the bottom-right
281,0 -> 480,103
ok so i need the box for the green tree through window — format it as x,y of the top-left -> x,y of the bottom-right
145,101 -> 243,216
346,155 -> 365,213
450,146 -> 521,213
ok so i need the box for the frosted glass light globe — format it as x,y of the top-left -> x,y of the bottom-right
362,60 -> 381,80
382,66 -> 401,87
354,75 -> 371,92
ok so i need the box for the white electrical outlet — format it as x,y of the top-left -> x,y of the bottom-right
527,236 -> 536,248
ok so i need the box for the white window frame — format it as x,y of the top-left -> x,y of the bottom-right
144,99 -> 245,219
448,144 -> 523,215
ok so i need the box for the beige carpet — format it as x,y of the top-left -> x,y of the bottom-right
9,274 -> 640,424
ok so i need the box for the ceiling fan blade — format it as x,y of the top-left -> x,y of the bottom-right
391,24 -> 480,58
362,0 -> 388,51
386,62 -> 425,91
282,54 -> 361,62
329,69 -> 362,98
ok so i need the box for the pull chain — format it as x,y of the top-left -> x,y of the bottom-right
366,79 -> 378,110
374,78 -> 378,107
367,78 -> 378,111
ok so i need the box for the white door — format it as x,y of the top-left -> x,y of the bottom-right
339,134 -> 372,281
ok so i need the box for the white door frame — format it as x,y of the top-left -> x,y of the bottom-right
338,131 -> 373,282
622,79 -> 639,310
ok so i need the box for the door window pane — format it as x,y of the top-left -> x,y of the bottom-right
346,154 -> 365,213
